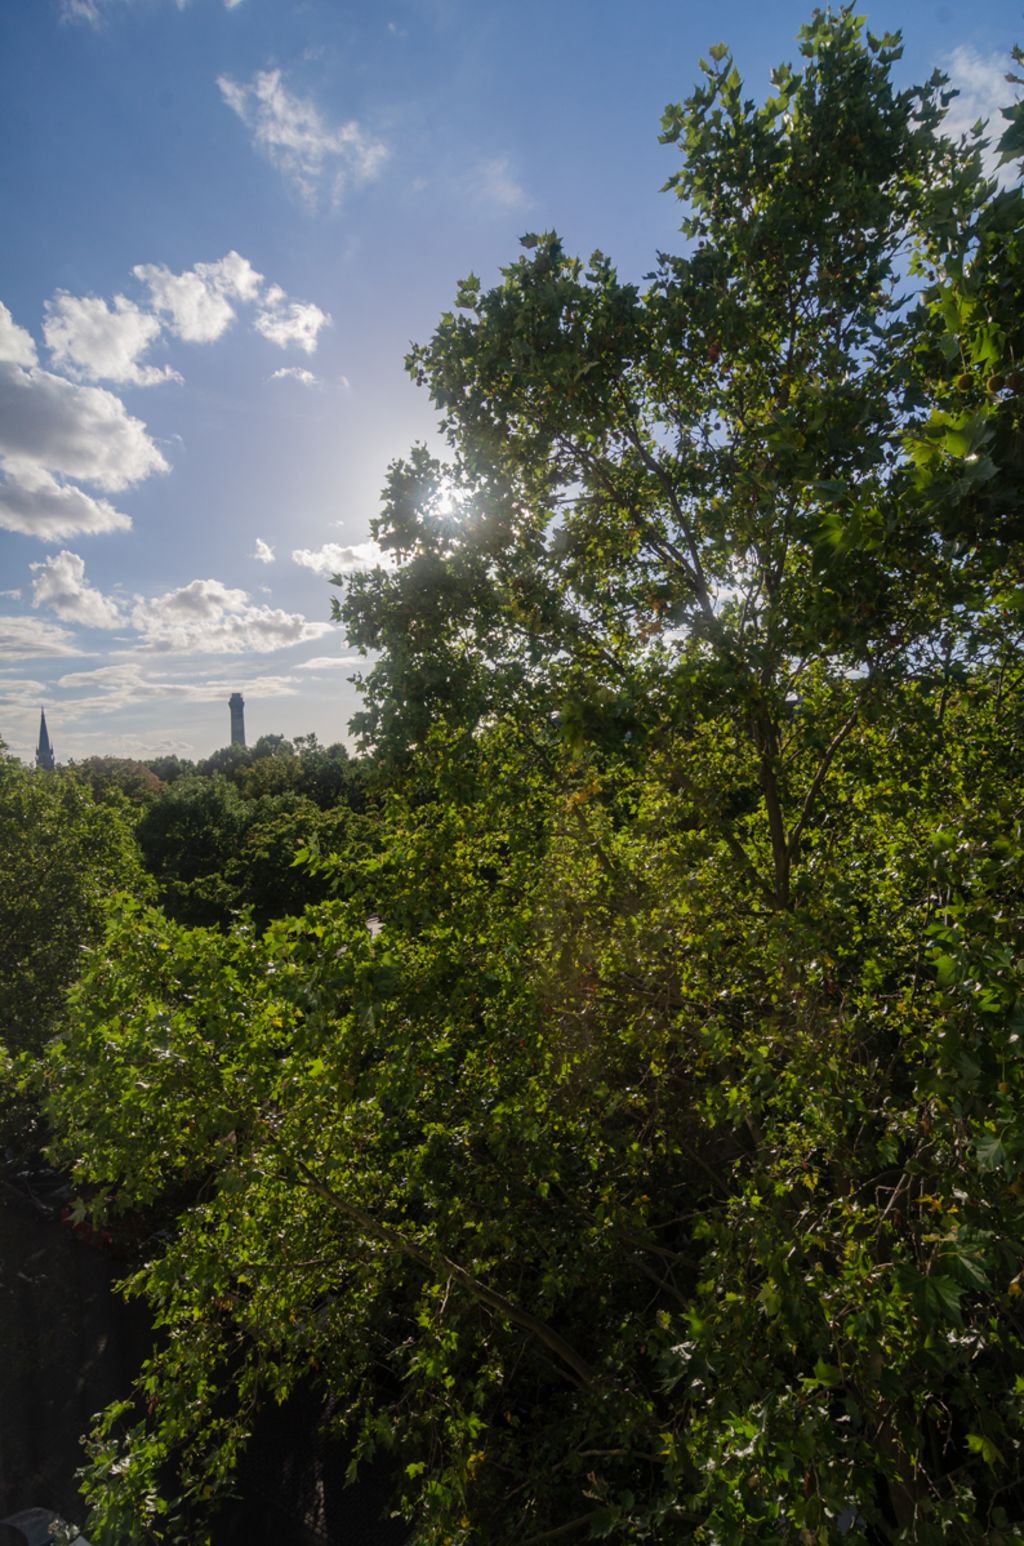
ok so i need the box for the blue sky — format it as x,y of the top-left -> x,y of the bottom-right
0,0 -> 1019,763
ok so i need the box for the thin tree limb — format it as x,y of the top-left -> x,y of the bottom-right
288,1154 -> 596,1388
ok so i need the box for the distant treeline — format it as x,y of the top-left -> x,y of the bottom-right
0,734 -> 375,1061
68,735 -> 377,929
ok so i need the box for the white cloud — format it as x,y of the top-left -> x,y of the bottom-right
0,323 -> 167,540
296,654 -> 362,670
44,291 -> 178,387
49,663 -> 299,721
0,675 -> 46,691
61,0 -> 242,20
0,589 -> 22,601
217,68 -> 389,207
270,366 -> 319,387
0,465 -> 135,540
56,663 -> 150,691
0,357 -> 167,493
57,663 -> 294,697
130,577 -> 332,654
943,46 -> 1022,186
0,310 -> 167,539
134,251 -> 263,344
252,537 -> 275,563
0,614 -> 81,661
190,673 -> 297,698
59,0 -> 101,20
45,255 -> 328,387
31,550 -> 125,629
468,157 -> 528,211
291,540 -> 387,577
0,302 -> 38,367
255,286 -> 331,353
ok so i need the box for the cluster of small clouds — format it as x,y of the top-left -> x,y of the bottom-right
22,549 -> 333,657
16,0 -> 532,762
0,253 -> 330,541
218,68 -> 388,209
44,251 -> 328,386
246,538 -> 387,579
0,538 -> 386,670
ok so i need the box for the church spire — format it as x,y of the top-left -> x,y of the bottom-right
35,708 -> 55,771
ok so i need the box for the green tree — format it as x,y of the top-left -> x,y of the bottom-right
145,753 -> 195,785
44,16 -> 1024,1544
69,756 -> 167,806
135,773 -> 250,927
0,756 -> 150,1058
224,793 -> 375,928
135,770 -> 375,928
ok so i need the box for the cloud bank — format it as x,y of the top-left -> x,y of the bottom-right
131,577 -> 332,654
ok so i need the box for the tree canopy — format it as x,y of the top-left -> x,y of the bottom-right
0,753 -> 151,1063
39,15 -> 1024,1544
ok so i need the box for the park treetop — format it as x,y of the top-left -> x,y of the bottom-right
38,13 -> 1024,1544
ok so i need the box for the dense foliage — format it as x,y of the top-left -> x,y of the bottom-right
0,752 -> 150,1061
0,736 -> 369,1133
59,735 -> 373,929
30,13 -> 1024,1544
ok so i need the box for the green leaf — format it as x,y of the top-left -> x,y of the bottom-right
967,1433 -> 1004,1468
976,1132 -> 1007,1171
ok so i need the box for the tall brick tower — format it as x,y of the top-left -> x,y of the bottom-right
229,692 -> 246,747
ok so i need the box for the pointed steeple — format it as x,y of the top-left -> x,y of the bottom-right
35,708 -> 55,771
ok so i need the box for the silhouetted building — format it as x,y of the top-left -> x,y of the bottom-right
35,709 -> 55,771
229,692 -> 246,748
